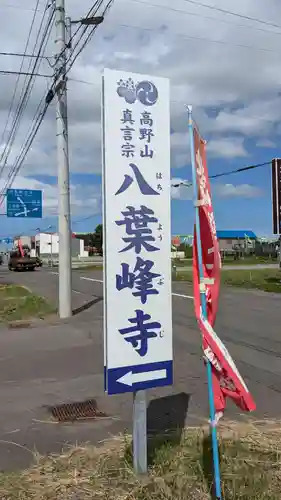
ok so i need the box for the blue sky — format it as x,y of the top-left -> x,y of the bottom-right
0,143 -> 274,240
0,116 -> 276,240
0,0 -> 280,240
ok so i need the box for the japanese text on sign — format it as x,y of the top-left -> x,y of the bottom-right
102,69 -> 172,394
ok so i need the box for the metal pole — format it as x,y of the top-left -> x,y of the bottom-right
187,105 -> 222,499
65,16 -> 72,50
133,390 -> 147,474
50,233 -> 53,267
55,0 -> 72,318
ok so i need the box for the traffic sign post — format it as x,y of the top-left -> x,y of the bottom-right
271,159 -> 281,267
102,68 -> 172,474
6,189 -> 42,218
271,158 -> 281,235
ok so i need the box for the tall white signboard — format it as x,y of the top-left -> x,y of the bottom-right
102,68 -> 172,395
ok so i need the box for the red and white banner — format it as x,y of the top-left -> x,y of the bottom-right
192,126 -> 256,416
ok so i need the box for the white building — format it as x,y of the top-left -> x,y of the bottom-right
13,233 -> 88,259
35,232 -> 59,256
35,232 -> 87,258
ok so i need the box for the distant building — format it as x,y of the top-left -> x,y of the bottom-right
13,233 -> 87,258
217,230 -> 257,253
35,232 -> 85,258
35,232 -> 59,257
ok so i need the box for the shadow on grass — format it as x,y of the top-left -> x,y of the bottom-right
124,392 -> 190,467
265,276 -> 281,284
202,432 -> 222,500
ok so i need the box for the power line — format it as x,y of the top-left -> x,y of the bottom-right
66,1 -> 114,74
117,21 -> 281,54
0,0 -> 52,176
0,69 -> 52,77
0,4 -> 55,198
0,2 -> 55,187
210,161 -> 271,180
64,0 -> 112,74
172,161 -> 272,187
0,1 -> 45,12
130,0 -> 281,36
0,98 -> 50,205
55,0 -> 104,71
0,0 -> 42,166
0,213 -> 100,241
181,0 -> 281,30
0,51 -> 50,59
0,0 -> 111,200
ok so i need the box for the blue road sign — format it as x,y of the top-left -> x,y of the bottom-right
6,189 -> 42,218
106,360 -> 173,395
0,238 -> 13,244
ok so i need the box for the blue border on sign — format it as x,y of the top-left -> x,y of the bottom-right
107,360 -> 173,395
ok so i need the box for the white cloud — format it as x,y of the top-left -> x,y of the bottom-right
171,177 -> 192,200
0,176 -> 101,216
170,131 -> 189,168
0,0 -> 280,183
256,138 -> 276,148
171,177 -> 262,199
214,183 -> 263,198
207,137 -> 248,158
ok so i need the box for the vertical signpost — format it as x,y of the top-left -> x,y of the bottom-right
271,158 -> 281,267
102,69 -> 172,474
188,106 -> 255,499
188,105 -> 222,499
271,158 -> 281,235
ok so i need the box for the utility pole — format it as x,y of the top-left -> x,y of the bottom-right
55,0 -> 72,318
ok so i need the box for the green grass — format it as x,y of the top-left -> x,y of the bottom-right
172,257 -> 278,268
221,256 -> 277,266
0,284 -> 55,323
173,268 -> 281,293
0,421 -> 280,499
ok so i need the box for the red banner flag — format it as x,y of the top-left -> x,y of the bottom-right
192,126 -> 256,418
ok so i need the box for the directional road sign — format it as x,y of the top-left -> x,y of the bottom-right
102,68 -> 173,395
107,361 -> 173,395
6,189 -> 42,218
0,238 -> 13,244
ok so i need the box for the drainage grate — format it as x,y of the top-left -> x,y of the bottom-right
49,399 -> 107,422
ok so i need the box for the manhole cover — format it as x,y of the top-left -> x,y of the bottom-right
49,399 -> 107,422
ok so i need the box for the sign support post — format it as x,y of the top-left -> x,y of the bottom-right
187,105 -> 222,499
133,390 -> 147,473
271,158 -> 281,267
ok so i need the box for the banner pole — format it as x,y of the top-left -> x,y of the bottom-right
187,105 -> 222,500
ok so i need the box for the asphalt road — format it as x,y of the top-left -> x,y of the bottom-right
0,267 -> 281,471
